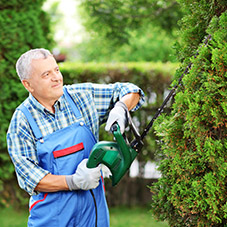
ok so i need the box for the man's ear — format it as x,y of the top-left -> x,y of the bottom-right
22,79 -> 34,93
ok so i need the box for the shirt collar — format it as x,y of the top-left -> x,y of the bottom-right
28,93 -> 64,114
57,95 -> 64,111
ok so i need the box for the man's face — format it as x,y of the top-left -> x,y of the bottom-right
23,56 -> 63,109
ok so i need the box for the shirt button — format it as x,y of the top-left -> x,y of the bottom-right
80,122 -> 84,126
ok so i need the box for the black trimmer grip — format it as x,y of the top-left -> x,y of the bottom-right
110,122 -> 118,133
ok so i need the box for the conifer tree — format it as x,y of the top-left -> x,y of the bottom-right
151,1 -> 227,226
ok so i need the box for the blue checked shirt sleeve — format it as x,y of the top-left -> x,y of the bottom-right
7,110 -> 49,196
68,82 -> 145,125
91,82 -> 145,123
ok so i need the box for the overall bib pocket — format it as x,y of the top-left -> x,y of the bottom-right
53,142 -> 84,158
53,142 -> 85,175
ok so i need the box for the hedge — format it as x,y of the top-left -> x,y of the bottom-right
0,0 -> 52,206
150,2 -> 227,226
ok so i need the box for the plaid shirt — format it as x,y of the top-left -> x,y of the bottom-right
7,82 -> 144,195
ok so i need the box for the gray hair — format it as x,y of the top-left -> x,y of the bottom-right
16,48 -> 52,80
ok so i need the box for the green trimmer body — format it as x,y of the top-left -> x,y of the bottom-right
86,123 -> 139,186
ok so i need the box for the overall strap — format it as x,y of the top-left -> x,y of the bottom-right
18,104 -> 43,140
63,86 -> 82,119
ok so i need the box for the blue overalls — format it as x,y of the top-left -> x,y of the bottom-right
19,87 -> 109,227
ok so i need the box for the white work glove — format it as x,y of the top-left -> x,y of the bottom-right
65,159 -> 101,191
105,101 -> 129,134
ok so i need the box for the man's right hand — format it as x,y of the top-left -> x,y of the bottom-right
65,159 -> 101,191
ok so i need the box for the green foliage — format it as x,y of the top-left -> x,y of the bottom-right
175,0 -> 227,61
0,0 -> 52,206
60,61 -> 178,84
76,0 -> 183,63
75,24 -> 178,62
79,0 -> 183,44
150,4 -> 227,226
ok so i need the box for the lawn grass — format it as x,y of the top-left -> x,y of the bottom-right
0,205 -> 169,227
0,206 -> 28,227
110,206 -> 169,227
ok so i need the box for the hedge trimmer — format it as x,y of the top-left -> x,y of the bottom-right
87,34 -> 212,186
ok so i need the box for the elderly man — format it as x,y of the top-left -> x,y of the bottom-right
7,48 -> 144,226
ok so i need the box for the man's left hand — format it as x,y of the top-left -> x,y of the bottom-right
105,101 -> 129,134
